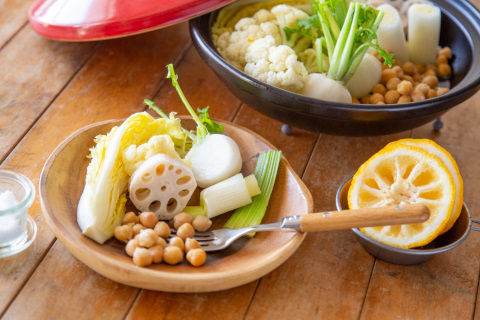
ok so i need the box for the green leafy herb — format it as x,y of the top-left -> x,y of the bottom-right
197,106 -> 224,134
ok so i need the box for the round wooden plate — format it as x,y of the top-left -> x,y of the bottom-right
39,117 -> 313,292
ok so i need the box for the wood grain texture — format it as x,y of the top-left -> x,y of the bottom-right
245,133 -> 410,320
0,26 -> 96,162
0,0 -> 32,48
0,23 -> 191,318
361,97 -> 480,320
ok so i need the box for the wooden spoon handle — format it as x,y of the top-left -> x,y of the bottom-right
300,204 -> 430,232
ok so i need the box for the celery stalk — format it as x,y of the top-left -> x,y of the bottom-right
223,151 -> 282,235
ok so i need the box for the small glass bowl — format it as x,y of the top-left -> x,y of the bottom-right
0,170 -> 37,258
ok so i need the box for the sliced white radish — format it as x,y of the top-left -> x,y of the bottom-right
376,4 -> 409,63
186,134 -> 242,188
129,154 -> 196,220
407,3 -> 441,65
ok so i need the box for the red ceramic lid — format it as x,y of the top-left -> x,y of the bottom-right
29,0 -> 234,41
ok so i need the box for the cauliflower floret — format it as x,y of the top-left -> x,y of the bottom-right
122,135 -> 191,177
216,9 -> 282,70
270,4 -> 310,45
298,48 -> 330,74
244,35 -> 308,92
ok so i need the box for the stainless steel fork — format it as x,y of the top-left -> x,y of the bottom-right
170,203 -> 430,252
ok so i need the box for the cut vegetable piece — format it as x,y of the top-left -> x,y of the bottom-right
129,154 -> 196,220
376,4 -> 408,63
407,3 -> 441,65
346,53 -> 382,98
200,173 -> 261,219
186,134 -> 242,188
224,151 -> 282,233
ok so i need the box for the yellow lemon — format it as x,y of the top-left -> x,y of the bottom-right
348,144 -> 455,249
385,139 -> 463,234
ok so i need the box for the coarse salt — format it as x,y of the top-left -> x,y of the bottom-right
0,190 -> 19,210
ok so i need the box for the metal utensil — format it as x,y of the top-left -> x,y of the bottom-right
172,204 -> 430,252
336,177 -> 478,265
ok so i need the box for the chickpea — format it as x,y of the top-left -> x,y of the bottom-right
386,77 -> 401,91
422,75 -> 439,89
163,246 -> 184,265
427,89 -> 437,99
397,81 -> 413,96
132,223 -> 146,237
401,75 -> 414,84
372,84 -> 386,95
393,60 -> 401,67
370,93 -> 385,104
423,69 -> 436,78
413,73 -> 423,82
125,239 -> 140,257
133,247 -> 153,267
402,62 -> 417,75
381,63 -> 389,71
384,90 -> 400,104
139,211 -> 158,228
438,47 -> 452,59
169,236 -> 185,252
437,87 -> 450,96
415,63 -> 425,74
176,223 -> 195,241
186,249 -> 207,267
376,101 -> 385,105
192,216 -> 212,232
392,66 -> 403,77
425,64 -> 437,72
122,211 -> 139,225
137,229 -> 159,248
154,221 -> 171,238
156,237 -> 167,248
185,238 -> 202,253
352,97 -> 360,104
381,69 -> 397,84
398,95 -> 412,104
437,64 -> 452,77
149,245 -> 164,264
173,212 -> 193,229
361,94 -> 372,104
412,90 -> 426,102
114,225 -> 133,243
436,55 -> 448,65
415,83 -> 430,95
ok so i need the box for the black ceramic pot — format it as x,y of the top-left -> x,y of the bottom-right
190,0 -> 480,136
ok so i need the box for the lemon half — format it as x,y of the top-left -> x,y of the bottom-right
385,139 -> 463,234
348,144 -> 456,249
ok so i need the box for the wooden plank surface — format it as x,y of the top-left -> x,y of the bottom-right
0,23 -> 191,318
0,0 -> 32,48
1,0 -> 480,318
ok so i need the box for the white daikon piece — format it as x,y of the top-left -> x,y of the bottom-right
129,154 -> 197,220
346,53 -> 382,98
376,4 -> 409,63
299,73 -> 352,103
407,3 -> 441,65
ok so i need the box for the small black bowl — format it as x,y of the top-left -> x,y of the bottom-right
190,0 -> 480,136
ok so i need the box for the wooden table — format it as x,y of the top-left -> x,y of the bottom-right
1,1 -> 480,319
